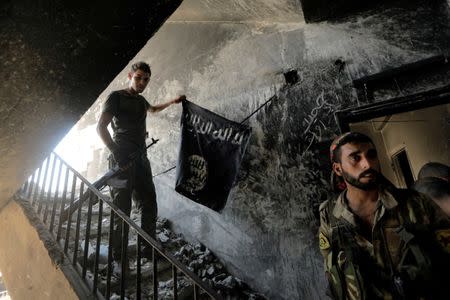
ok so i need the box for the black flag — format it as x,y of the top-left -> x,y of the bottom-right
175,100 -> 251,211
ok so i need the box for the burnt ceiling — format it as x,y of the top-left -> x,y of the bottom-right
299,0 -> 439,23
0,0 -> 182,208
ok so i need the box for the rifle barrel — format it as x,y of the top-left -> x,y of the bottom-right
60,139 -> 159,222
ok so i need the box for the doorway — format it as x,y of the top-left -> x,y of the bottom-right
392,148 -> 415,188
335,87 -> 450,188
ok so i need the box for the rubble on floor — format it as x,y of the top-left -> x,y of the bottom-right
66,202 -> 266,299
128,214 -> 266,300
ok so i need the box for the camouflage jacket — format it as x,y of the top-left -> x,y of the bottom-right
319,187 -> 450,300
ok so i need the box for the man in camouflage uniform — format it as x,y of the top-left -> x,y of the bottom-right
319,132 -> 450,299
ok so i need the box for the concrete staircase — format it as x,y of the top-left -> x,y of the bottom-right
12,152 -> 265,299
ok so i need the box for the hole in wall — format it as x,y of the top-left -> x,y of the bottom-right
284,70 -> 299,85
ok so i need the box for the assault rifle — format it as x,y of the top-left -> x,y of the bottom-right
60,138 -> 159,222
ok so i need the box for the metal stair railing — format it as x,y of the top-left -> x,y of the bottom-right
18,151 -> 222,300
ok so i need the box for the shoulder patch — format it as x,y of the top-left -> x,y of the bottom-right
435,229 -> 450,253
319,232 -> 331,250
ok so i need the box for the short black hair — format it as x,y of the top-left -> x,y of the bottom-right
131,61 -> 151,75
418,162 -> 450,181
413,177 -> 450,202
331,132 -> 374,163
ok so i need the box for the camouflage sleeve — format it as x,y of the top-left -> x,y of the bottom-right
319,200 -> 365,300
415,191 -> 450,254
319,200 -> 333,272
319,201 -> 355,300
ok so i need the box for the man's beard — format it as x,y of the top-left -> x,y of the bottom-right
341,169 -> 379,191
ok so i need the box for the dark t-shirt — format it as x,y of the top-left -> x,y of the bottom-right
102,90 -> 150,150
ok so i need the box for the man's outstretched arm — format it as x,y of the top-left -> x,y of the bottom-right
148,95 -> 186,113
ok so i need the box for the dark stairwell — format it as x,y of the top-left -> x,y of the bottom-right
0,1 -> 182,296
15,152 -> 265,299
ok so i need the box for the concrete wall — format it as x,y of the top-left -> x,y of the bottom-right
0,197 -> 92,299
54,0 -> 450,298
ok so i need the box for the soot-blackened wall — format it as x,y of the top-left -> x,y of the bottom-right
151,2 -> 450,299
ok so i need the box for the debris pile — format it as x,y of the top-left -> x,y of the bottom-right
129,215 -> 266,299
67,203 -> 266,299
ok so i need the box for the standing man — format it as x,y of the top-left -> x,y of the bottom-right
417,162 -> 450,182
97,61 -> 185,265
414,162 -> 450,216
413,177 -> 450,216
319,132 -> 450,299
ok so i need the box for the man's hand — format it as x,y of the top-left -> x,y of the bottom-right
110,146 -> 130,169
149,95 -> 186,113
172,95 -> 186,104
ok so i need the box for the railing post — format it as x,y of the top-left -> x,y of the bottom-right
64,174 -> 78,252
120,219 -> 128,300
56,166 -> 70,241
73,181 -> 85,266
136,235 -> 142,300
82,191 -> 94,278
106,210 -> 114,299
49,159 -> 64,231
93,197 -> 103,293
22,175 -> 30,194
42,153 -> 58,220
36,156 -> 51,211
153,247 -> 158,300
172,265 -> 178,300
31,164 -> 44,206
194,284 -> 199,300
26,170 -> 36,199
